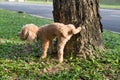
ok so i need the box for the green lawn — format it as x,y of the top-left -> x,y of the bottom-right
100,4 -> 120,9
25,0 -> 52,4
0,9 -> 120,80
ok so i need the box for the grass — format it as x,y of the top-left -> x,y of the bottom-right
0,0 -> 3,1
100,4 -> 120,9
0,9 -> 120,80
100,0 -> 120,9
25,1 -> 52,5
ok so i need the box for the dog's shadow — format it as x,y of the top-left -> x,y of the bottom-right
0,41 -> 58,62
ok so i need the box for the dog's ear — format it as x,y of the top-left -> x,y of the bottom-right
26,31 -> 37,43
17,29 -> 29,40
22,29 -> 29,40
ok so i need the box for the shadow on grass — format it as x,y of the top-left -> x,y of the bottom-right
0,41 -> 43,60
0,40 -> 72,77
0,40 -> 60,62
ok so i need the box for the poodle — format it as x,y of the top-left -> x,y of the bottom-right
17,24 -> 39,43
37,23 -> 81,63
18,23 -> 82,63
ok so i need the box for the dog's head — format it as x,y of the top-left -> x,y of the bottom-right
17,24 -> 39,43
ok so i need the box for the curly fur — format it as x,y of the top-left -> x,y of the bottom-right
18,23 -> 81,63
17,24 -> 39,43
37,23 -> 81,63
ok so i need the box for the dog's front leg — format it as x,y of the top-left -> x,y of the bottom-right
49,40 -> 54,54
40,40 -> 49,59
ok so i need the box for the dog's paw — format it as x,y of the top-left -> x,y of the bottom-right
58,57 -> 63,63
40,54 -> 47,59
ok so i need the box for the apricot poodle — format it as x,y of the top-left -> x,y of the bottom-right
18,23 -> 81,63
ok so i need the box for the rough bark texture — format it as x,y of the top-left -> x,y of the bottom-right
53,0 -> 104,57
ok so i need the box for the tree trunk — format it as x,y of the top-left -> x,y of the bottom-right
53,0 -> 104,58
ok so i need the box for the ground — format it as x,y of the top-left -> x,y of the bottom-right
0,9 -> 120,80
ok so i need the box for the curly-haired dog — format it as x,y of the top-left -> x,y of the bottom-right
37,23 -> 81,63
18,23 -> 81,63
17,24 -> 39,43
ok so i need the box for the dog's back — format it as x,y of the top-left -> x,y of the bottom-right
37,23 -> 67,40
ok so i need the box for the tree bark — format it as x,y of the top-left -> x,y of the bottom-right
53,0 -> 104,57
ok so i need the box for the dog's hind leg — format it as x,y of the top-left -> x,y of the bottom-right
57,37 -> 68,63
72,27 -> 82,34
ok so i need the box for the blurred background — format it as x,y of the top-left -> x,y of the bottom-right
0,0 -> 120,5
100,0 -> 120,5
